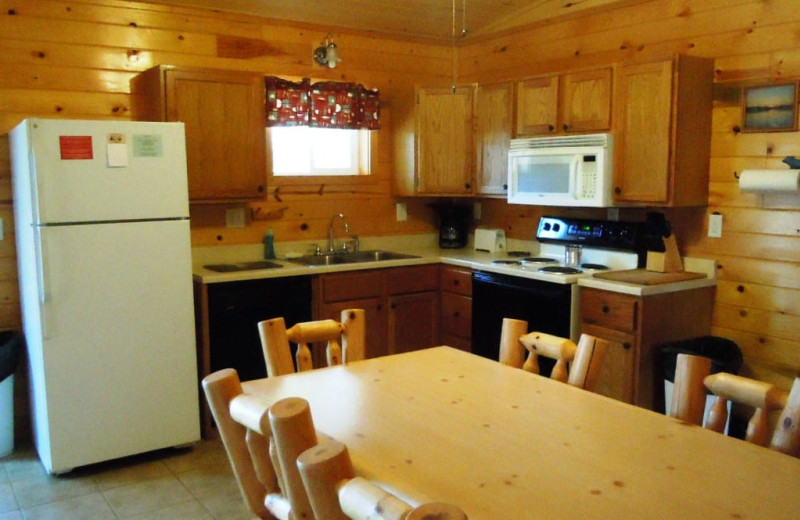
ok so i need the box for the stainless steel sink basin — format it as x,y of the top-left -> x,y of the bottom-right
204,261 -> 284,272
287,250 -> 420,266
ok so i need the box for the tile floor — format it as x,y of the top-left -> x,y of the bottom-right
0,440 -> 251,520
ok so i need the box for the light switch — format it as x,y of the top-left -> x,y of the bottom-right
396,203 -> 407,222
225,208 -> 246,228
708,213 -> 722,238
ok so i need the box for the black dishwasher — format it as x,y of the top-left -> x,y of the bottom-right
471,271 -> 572,372
207,276 -> 312,381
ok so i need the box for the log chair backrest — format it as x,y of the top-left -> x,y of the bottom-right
259,309 -> 366,377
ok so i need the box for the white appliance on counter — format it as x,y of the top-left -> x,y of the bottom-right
11,118 -> 199,473
507,133 -> 613,207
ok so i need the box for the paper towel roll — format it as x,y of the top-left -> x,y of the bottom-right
738,169 -> 800,192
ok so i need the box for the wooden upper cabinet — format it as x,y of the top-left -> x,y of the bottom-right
415,85 -> 476,195
476,83 -> 513,196
515,75 -> 559,136
561,68 -> 612,133
612,56 -> 713,206
515,67 -> 611,137
131,66 -> 267,202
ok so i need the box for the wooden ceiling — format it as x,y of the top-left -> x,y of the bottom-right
138,0 -> 637,42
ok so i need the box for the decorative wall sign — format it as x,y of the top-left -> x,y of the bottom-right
742,82 -> 798,132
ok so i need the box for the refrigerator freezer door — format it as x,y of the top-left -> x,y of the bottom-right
32,220 -> 199,473
25,119 -> 189,224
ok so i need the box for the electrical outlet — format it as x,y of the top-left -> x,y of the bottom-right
473,202 -> 482,220
607,208 -> 620,221
708,213 -> 723,238
0,217 -> 3,240
396,203 -> 407,222
225,208 -> 246,228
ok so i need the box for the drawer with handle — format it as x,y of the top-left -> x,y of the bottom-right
580,288 -> 638,332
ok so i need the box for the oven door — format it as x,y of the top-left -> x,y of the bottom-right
470,271 -> 574,371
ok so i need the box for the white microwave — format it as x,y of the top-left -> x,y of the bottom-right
507,133 -> 613,207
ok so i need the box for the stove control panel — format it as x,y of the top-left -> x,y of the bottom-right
536,216 -> 643,251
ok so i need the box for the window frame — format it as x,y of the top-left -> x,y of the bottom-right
266,127 -> 379,188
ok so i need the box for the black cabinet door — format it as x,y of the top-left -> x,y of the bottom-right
207,276 -> 312,381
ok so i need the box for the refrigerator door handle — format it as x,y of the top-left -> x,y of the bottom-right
33,226 -> 52,339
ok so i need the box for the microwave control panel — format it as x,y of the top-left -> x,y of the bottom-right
578,155 -> 598,198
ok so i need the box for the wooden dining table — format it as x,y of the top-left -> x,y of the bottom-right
241,346 -> 800,519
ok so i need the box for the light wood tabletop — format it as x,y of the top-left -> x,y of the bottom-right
241,346 -> 800,520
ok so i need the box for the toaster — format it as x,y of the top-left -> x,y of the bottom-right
474,228 -> 506,253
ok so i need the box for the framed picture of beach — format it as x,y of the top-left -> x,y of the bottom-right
742,82 -> 798,132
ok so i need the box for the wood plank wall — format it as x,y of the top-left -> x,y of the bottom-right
1,0 -> 798,437
459,0 -> 800,388
0,0 -> 451,440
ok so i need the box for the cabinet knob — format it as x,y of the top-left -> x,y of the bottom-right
562,124 -> 568,131
623,342 -> 632,350
453,280 -> 460,286
503,183 -> 508,190
391,303 -> 397,310
614,187 -> 622,195
601,305 -> 610,314
465,183 -> 471,190
454,311 -> 461,318
548,124 -> 555,132
377,304 -> 383,311
257,185 -> 265,193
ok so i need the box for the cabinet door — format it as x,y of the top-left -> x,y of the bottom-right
515,76 -> 558,136
416,86 -> 476,195
321,298 -> 388,360
440,292 -> 472,340
561,68 -> 612,132
476,83 -> 512,196
165,69 -> 267,201
581,323 -> 637,404
612,60 -> 673,204
389,292 -> 439,354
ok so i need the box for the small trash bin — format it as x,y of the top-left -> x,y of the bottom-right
0,331 -> 21,457
661,336 -> 743,435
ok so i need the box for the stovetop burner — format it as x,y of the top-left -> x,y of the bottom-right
520,257 -> 558,264
491,259 -> 522,265
538,265 -> 582,274
581,263 -> 609,270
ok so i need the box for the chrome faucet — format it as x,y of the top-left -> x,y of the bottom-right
327,213 -> 350,253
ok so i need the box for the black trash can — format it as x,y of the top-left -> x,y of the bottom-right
0,331 -> 21,457
661,336 -> 744,437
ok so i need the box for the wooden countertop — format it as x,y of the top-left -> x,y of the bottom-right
241,347 -> 800,520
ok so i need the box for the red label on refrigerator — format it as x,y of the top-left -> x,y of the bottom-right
59,135 -> 93,160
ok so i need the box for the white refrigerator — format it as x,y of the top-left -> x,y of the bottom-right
11,118 -> 200,473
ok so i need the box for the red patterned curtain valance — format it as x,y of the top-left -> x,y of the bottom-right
265,76 -> 380,130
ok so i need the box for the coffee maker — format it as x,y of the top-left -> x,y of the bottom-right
434,202 -> 470,249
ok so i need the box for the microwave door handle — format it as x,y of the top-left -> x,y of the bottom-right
570,156 -> 581,198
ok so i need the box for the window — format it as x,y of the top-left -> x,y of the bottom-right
270,127 -> 371,177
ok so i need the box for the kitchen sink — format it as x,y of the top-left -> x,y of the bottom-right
204,261 -> 284,272
287,250 -> 420,266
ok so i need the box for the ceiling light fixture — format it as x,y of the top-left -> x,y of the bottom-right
313,33 -> 341,69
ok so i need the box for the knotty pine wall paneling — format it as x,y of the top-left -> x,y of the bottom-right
461,0 -> 800,388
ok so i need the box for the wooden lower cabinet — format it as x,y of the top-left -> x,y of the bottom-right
316,265 -> 440,360
439,266 -> 473,352
390,292 -> 439,355
580,285 -> 715,411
